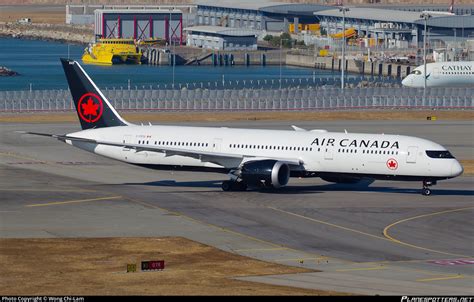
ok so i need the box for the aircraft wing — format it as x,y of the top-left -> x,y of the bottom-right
19,132 -> 304,168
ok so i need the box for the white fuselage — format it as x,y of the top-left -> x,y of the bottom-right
66,125 -> 463,180
402,61 -> 474,88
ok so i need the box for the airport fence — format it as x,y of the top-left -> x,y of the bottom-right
0,87 -> 472,112
101,75 -> 401,91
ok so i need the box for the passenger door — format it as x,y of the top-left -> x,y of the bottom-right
122,135 -> 133,151
433,67 -> 439,79
324,147 -> 333,160
213,138 -> 223,152
406,146 -> 418,163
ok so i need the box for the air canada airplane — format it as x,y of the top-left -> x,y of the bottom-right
402,61 -> 474,88
21,59 -> 463,196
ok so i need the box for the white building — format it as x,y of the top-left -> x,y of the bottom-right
184,25 -> 258,50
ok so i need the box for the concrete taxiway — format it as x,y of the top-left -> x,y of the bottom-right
0,119 -> 473,295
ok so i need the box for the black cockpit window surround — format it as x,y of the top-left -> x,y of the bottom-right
426,150 -> 455,159
411,70 -> 422,75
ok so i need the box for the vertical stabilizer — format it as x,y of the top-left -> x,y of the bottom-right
60,58 -> 129,130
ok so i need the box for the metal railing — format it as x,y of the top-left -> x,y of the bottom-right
104,75 -> 401,91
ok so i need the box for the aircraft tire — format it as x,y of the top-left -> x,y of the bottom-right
222,181 -> 232,191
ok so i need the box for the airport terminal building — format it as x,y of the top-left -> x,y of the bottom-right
184,25 -> 258,50
314,8 -> 474,48
68,1 -> 474,50
195,0 -> 331,33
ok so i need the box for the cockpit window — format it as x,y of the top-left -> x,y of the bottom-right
426,150 -> 455,159
411,70 -> 422,75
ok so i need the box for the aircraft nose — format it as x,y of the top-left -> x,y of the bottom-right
401,77 -> 410,87
451,160 -> 464,177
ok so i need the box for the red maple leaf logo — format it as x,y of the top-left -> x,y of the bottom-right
77,93 -> 103,123
81,98 -> 99,116
387,159 -> 398,170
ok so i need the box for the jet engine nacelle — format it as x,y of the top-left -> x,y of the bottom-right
240,160 -> 290,188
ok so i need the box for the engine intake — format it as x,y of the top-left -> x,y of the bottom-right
240,160 -> 290,188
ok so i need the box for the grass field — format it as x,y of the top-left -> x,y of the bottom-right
0,237 -> 347,295
0,6 -> 65,24
0,110 -> 473,123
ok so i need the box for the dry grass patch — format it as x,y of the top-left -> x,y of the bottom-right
0,237 -> 346,296
0,4 -> 68,25
0,11 -> 65,24
1,110 -> 473,123
460,160 -> 474,176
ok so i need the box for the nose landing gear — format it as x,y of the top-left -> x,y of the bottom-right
422,180 -> 436,196
422,187 -> 431,196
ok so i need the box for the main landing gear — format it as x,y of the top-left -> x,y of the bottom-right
221,180 -> 247,191
422,180 -> 436,196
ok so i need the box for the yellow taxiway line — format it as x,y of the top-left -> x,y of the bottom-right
416,275 -> 465,282
270,206 -> 473,258
336,266 -> 387,272
25,196 -> 122,207
234,247 -> 289,252
383,207 -> 474,258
